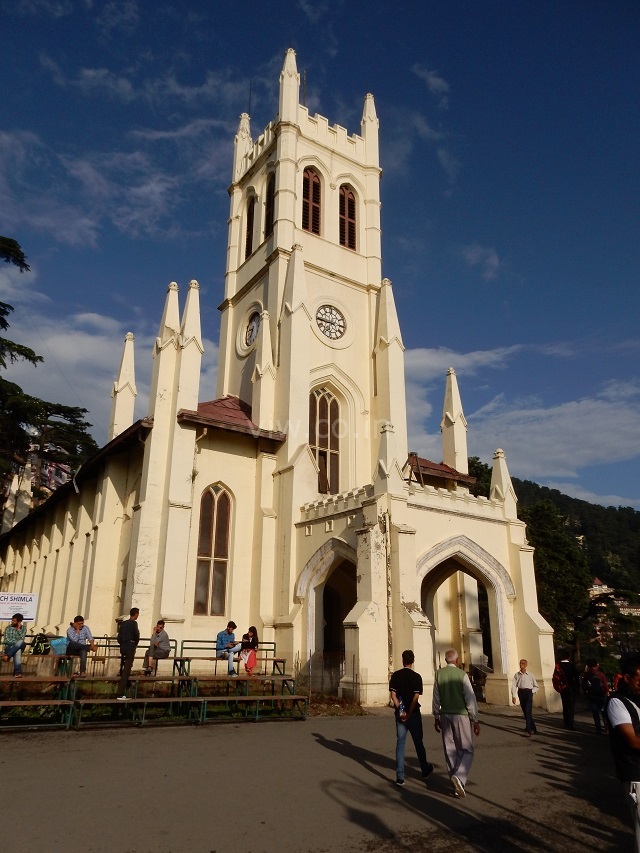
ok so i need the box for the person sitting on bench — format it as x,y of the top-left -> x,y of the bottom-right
240,626 -> 259,676
2,612 -> 27,677
66,615 -> 97,677
216,621 -> 240,676
143,620 -> 171,675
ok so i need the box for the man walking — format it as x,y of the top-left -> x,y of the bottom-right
511,658 -> 539,736
116,607 -> 140,699
583,658 -> 609,734
2,613 -> 27,677
389,649 -> 434,786
553,651 -> 581,730
433,648 -> 480,798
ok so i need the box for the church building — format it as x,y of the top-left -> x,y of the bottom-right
0,51 -> 556,707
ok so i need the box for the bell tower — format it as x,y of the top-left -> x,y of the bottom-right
216,49 -> 407,496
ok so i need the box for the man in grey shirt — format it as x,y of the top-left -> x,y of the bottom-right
143,620 -> 171,675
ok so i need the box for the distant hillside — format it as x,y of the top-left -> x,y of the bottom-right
512,478 -> 640,593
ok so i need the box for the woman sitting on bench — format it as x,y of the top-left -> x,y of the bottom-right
240,627 -> 259,676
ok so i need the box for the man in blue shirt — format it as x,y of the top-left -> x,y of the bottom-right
216,621 -> 239,676
66,615 -> 98,677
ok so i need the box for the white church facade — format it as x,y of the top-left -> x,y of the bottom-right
0,51 -> 557,708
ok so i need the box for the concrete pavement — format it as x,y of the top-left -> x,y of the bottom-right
0,704 -> 630,852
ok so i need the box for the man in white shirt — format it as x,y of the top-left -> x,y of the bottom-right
605,655 -> 640,853
511,659 -> 539,736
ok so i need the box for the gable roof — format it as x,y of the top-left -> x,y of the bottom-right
177,396 -> 286,443
406,455 -> 476,487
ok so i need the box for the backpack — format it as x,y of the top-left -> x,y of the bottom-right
30,633 -> 51,655
552,663 -> 568,693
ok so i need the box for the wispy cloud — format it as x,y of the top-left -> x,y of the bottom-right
461,243 -> 502,280
96,0 -> 140,38
404,343 -> 640,507
412,65 -> 451,109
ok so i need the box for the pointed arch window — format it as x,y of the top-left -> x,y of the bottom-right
264,173 -> 275,238
302,167 -> 321,235
194,485 -> 231,616
339,185 -> 356,250
245,195 -> 255,259
309,387 -> 340,494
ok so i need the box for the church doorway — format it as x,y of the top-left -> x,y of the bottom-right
315,557 -> 356,693
421,557 -> 496,677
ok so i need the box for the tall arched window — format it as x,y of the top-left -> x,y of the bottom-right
264,173 -> 275,238
302,167 -> 321,234
245,195 -> 255,259
339,185 -> 356,250
194,485 -> 230,616
309,387 -> 340,494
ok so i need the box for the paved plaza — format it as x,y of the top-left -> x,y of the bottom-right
0,704 -> 631,852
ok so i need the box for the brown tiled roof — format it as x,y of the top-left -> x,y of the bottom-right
178,396 -> 286,443
407,455 -> 476,486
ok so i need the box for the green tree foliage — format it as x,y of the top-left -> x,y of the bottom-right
513,478 -> 640,592
519,500 -> 591,646
0,237 -> 98,500
468,456 -> 491,498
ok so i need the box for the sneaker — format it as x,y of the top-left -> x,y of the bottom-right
422,763 -> 434,780
451,775 -> 466,798
229,670 -> 238,677
116,695 -> 129,701
395,778 -> 405,786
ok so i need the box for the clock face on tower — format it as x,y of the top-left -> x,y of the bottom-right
245,312 -> 260,347
315,304 -> 346,340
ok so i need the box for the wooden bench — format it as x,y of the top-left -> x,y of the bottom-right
0,698 -> 74,729
193,674 -> 297,698
73,696 -> 204,728
201,694 -> 307,722
172,655 -> 287,677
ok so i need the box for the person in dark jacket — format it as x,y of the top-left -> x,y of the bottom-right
556,652 -> 581,730
605,655 -> 640,853
116,607 -> 140,699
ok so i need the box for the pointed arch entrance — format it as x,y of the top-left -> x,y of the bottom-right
295,538 -> 357,691
417,535 -> 516,677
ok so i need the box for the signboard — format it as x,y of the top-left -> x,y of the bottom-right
0,593 -> 39,622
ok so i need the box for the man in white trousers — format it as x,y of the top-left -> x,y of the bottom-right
432,648 -> 481,798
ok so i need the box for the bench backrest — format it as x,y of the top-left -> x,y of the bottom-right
180,638 -> 277,657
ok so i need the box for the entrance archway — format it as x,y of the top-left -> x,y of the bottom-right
417,535 -> 516,677
295,539 -> 357,692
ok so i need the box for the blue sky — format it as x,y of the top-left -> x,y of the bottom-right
1,1 -> 638,508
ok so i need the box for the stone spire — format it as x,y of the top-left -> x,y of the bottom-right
177,280 -> 203,412
279,48 -> 300,123
441,367 -> 468,475
233,112 -> 252,182
361,93 -> 379,166
373,278 -> 408,463
148,282 -> 180,417
251,310 -> 276,431
108,332 -> 137,441
490,448 -> 518,519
